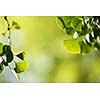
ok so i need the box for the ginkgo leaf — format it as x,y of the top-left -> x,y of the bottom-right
80,41 -> 93,55
12,21 -> 21,29
16,51 -> 26,60
14,61 -> 28,73
3,45 -> 14,63
71,18 -> 82,32
56,17 -> 65,30
63,39 -> 81,54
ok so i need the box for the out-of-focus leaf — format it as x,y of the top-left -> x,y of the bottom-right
12,21 -> 21,29
93,28 -> 100,37
75,16 -> 83,20
79,24 -> 92,35
63,39 -> 81,54
94,42 -> 100,51
80,41 -> 93,55
14,61 -> 28,73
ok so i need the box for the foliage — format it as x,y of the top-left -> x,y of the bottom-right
56,16 -> 100,55
0,16 -> 28,80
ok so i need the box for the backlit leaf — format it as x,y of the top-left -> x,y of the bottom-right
14,61 -> 28,73
63,39 -> 81,54
56,17 -> 65,30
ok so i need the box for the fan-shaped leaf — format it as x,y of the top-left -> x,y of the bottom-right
63,39 -> 81,54
80,41 -> 93,55
14,61 -> 28,73
16,51 -> 26,60
3,45 -> 13,63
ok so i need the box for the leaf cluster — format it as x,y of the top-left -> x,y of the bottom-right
56,16 -> 100,55
0,43 -> 28,79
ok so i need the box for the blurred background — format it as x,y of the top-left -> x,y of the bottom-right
0,16 -> 100,83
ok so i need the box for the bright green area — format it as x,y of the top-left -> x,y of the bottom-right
0,16 -> 100,82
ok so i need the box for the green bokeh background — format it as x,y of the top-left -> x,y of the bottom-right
0,16 -> 100,83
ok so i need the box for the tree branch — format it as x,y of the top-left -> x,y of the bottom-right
4,16 -> 11,46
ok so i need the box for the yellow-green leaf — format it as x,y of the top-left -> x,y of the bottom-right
56,17 -> 65,30
14,61 -> 28,73
0,42 -> 3,54
63,39 -> 81,54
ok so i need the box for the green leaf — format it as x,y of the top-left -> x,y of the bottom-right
79,24 -> 92,35
66,27 -> 75,35
71,18 -> 82,32
89,33 -> 94,42
0,42 -> 3,54
6,51 -> 14,63
75,16 -> 83,20
2,60 -> 8,66
3,45 -> 11,54
16,51 -> 26,60
61,16 -> 74,28
93,28 -> 100,37
12,21 -> 21,29
14,61 -> 28,73
94,42 -> 100,51
80,41 -> 93,55
3,45 -> 13,63
56,17 -> 65,30
63,39 -> 81,54
0,63 -> 4,73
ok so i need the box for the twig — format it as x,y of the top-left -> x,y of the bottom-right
4,16 -> 11,46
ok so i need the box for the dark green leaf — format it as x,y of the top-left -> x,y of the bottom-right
93,28 -> 100,38
66,27 -> 75,35
14,61 -> 28,73
89,33 -> 95,42
16,51 -> 26,60
3,45 -> 11,54
71,18 -> 82,32
0,63 -> 4,73
79,24 -> 92,35
80,41 -> 93,55
63,39 -> 81,54
2,60 -> 8,66
6,51 -> 13,63
3,45 -> 13,63
94,42 -> 100,50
